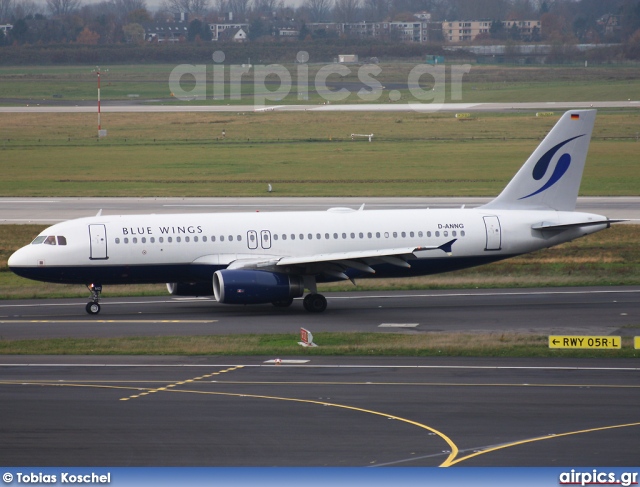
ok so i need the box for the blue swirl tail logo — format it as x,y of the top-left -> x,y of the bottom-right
520,134 -> 585,200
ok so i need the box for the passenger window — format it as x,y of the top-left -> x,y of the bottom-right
393,232 -> 397,238
444,231 -> 448,237
359,233 -> 363,238
308,233 -> 312,240
168,237 -> 172,243
274,234 -> 279,241
44,236 -> 56,245
211,236 -> 215,242
452,231 -> 456,237
176,237 -> 181,243
435,231 -> 440,237
427,231 -> 432,237
237,235 -> 241,241
133,237 -> 138,244
159,237 -> 164,243
57,236 -> 67,245
194,236 -> 198,242
367,232 -> 372,238
124,238 -> 129,244
141,237 -> 147,243
410,232 -> 414,238
384,232 -> 389,238
325,233 -> 330,239
333,233 -> 338,239
291,234 -> 295,240
115,238 -> 120,244
376,232 -> 381,238
185,237 -> 189,243
282,234 -> 287,240
461,231 -> 466,237
229,235 -> 233,242
220,236 -> 225,242
350,233 -> 355,239
299,234 -> 304,240
418,231 -> 423,238
342,233 -> 347,239
401,232 -> 406,238
202,236 -> 207,242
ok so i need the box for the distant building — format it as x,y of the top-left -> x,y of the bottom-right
143,22 -> 188,42
597,14 -> 621,37
390,21 -> 429,43
216,27 -> 248,42
209,23 -> 250,41
328,20 -> 433,43
0,24 -> 12,35
442,19 -> 541,43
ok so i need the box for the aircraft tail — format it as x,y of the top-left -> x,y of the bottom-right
481,110 -> 596,211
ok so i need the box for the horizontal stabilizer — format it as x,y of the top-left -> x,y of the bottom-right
531,220 -> 628,231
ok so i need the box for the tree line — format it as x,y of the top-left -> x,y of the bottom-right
1,0 -> 640,53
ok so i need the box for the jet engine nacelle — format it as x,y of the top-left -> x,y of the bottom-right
213,269 -> 304,305
166,282 -> 214,296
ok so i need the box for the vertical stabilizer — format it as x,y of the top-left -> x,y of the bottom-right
482,110 -> 596,211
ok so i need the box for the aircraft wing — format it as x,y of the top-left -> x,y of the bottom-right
225,239 -> 457,280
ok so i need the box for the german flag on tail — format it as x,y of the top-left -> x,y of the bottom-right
571,113 -> 580,120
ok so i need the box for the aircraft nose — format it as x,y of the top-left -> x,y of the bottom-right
8,245 -> 34,273
8,247 -> 23,268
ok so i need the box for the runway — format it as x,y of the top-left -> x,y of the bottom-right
1,287 -> 639,339
0,100 -> 638,113
1,289 -> 638,466
1,197 -> 639,224
0,355 -> 638,466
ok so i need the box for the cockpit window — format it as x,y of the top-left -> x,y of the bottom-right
31,235 -> 67,245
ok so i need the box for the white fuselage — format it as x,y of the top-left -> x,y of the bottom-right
8,207 -> 608,286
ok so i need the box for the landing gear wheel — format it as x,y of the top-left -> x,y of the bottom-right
86,283 -> 103,315
272,298 -> 294,308
303,293 -> 327,313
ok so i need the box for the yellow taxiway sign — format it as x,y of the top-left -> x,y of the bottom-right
635,337 -> 640,350
549,336 -> 621,349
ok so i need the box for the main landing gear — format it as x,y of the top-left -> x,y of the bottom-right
302,293 -> 327,313
86,283 -> 102,315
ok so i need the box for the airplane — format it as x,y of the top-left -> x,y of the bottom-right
8,109 -> 624,315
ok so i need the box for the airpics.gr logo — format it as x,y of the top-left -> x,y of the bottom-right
520,134 -> 585,200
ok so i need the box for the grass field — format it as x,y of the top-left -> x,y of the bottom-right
1,111 -> 639,197
1,332 -> 638,358
2,64 -> 640,104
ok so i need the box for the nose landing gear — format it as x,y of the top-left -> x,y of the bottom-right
86,283 -> 102,315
